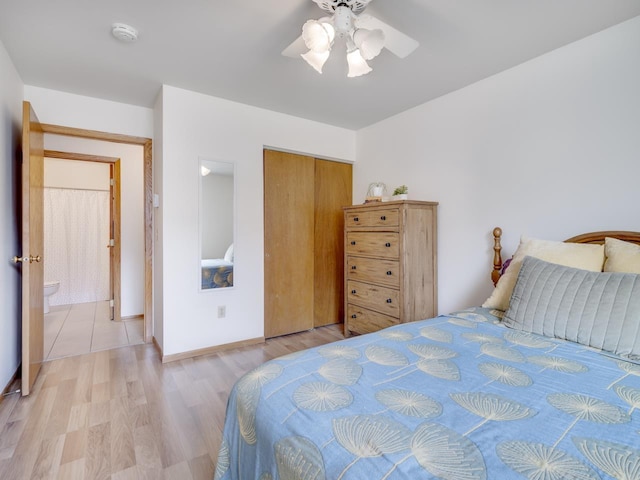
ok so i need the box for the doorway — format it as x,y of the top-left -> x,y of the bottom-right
19,102 -> 153,395
41,153 -> 136,360
39,123 -> 153,345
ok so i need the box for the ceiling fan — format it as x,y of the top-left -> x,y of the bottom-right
282,0 -> 419,77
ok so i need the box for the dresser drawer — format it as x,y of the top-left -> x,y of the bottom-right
345,208 -> 399,228
347,304 -> 399,335
346,232 -> 399,259
346,257 -> 400,287
347,280 -> 400,317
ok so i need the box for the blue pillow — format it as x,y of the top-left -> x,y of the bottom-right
504,256 -> 640,359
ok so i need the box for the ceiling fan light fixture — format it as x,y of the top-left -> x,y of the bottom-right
353,28 -> 385,60
333,6 -> 354,35
346,48 -> 372,77
302,49 -> 331,73
302,19 -> 335,53
284,0 -> 416,78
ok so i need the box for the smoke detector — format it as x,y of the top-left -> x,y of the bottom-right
111,23 -> 138,42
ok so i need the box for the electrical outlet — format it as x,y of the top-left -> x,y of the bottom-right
217,305 -> 226,318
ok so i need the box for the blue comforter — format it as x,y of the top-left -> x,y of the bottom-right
215,308 -> 640,479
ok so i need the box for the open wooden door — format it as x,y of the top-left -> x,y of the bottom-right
18,101 -> 45,396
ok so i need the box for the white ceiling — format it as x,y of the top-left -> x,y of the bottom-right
1,1 -> 639,130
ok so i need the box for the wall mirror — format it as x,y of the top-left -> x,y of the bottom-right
200,158 -> 235,290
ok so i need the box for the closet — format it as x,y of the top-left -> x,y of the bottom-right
264,149 -> 352,338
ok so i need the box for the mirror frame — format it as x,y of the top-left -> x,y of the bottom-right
198,157 -> 236,292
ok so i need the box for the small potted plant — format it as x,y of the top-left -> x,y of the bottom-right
392,185 -> 408,200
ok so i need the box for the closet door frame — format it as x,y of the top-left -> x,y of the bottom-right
263,149 -> 352,338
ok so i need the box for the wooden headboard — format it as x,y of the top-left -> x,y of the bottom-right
491,227 -> 640,286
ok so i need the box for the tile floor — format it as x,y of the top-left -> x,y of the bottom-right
44,300 -> 144,361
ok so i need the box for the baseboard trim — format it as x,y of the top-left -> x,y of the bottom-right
1,365 -> 21,403
122,314 -> 144,321
152,336 -> 163,358
161,337 -> 265,364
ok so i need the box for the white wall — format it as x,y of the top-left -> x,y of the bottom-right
45,158 -> 110,190
153,92 -> 164,348
158,85 -> 356,356
0,41 -> 24,390
356,16 -> 640,314
24,86 -> 153,139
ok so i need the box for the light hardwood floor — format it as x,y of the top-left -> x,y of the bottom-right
0,324 -> 344,479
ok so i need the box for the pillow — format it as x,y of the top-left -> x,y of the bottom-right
482,235 -> 604,311
224,244 -> 234,263
504,256 -> 640,359
604,237 -> 640,274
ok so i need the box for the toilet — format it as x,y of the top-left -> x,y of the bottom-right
43,281 -> 60,314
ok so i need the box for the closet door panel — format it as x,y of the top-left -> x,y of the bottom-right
264,150 -> 315,338
314,159 -> 352,327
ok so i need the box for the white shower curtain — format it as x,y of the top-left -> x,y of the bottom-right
44,188 -> 111,306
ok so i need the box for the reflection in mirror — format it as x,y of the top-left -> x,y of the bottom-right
200,159 -> 234,290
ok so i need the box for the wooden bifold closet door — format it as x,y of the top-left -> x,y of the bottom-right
264,149 -> 352,338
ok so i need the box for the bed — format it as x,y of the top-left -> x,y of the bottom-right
214,229 -> 640,479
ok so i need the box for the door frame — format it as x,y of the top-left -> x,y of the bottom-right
44,150 -> 122,321
41,124 -> 153,342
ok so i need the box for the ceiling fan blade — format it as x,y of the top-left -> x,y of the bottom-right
355,14 -> 419,58
282,35 -> 307,58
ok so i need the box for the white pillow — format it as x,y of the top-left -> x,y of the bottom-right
604,237 -> 640,274
482,235 -> 605,311
224,244 -> 234,263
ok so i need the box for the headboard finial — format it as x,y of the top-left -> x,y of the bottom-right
491,227 -> 503,286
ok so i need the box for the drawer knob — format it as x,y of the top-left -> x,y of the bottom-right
351,289 -> 357,294
351,314 -> 357,319
351,265 -> 357,270
351,241 -> 356,245
386,271 -> 392,276
386,298 -> 393,304
385,242 -> 391,247
354,217 -> 359,222
380,215 -> 386,220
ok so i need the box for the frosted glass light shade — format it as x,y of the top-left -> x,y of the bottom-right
302,20 -> 335,53
302,49 -> 330,73
353,28 -> 385,60
346,49 -> 372,77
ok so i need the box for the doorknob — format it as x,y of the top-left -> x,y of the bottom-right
12,255 -> 41,263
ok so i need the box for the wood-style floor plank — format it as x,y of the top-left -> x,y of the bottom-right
0,324 -> 344,479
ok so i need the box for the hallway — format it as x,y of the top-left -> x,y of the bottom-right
44,301 -> 144,361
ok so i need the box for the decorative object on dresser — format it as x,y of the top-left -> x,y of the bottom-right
343,200 -> 438,336
365,181 -> 386,203
391,184 -> 408,200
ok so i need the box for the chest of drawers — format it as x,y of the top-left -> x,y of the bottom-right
343,200 -> 438,336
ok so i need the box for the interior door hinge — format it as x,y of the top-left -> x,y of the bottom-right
110,178 -> 115,186
109,299 -> 114,307
109,239 -> 115,247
